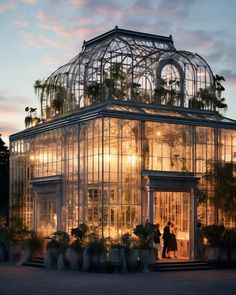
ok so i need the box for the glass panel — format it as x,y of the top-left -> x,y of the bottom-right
36,194 -> 57,237
154,191 -> 190,259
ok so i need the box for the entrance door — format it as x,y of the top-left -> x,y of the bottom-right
35,194 -> 57,236
154,191 -> 190,259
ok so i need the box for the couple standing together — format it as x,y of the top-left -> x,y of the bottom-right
162,221 -> 177,258
154,221 -> 177,259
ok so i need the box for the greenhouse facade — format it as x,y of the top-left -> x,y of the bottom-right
10,27 -> 236,259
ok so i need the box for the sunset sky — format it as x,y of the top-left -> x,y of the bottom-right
1,0 -> 236,146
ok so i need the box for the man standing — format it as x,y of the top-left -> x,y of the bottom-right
162,221 -> 171,258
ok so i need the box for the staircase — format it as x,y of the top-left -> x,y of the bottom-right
149,260 -> 213,272
23,257 -> 45,268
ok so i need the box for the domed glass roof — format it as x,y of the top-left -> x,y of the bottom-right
36,27 -> 224,120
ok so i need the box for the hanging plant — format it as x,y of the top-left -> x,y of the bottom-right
24,107 -> 40,128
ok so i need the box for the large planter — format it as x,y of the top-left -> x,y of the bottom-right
0,244 -> 4,262
139,249 -> 155,272
65,248 -> 81,270
127,249 -> 139,265
16,248 -> 30,266
218,248 -> 229,262
89,250 -> 107,264
110,248 -> 127,273
44,247 -> 60,269
230,247 -> 236,261
57,252 -> 67,271
110,248 -> 122,265
9,241 -> 24,263
205,247 -> 220,261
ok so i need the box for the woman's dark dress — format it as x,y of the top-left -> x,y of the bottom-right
168,233 -> 177,251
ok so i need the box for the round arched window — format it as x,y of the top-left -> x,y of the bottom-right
155,59 -> 184,107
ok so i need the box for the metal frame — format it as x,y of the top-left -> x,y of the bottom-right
39,27 -> 216,121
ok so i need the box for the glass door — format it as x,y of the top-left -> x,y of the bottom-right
154,191 -> 190,259
36,193 -> 57,237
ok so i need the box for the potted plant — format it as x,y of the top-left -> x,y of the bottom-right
220,228 -> 236,262
87,234 -> 107,265
66,223 -> 88,270
121,233 -> 139,271
0,225 -> 14,262
45,231 -> 70,270
133,222 -> 156,272
202,224 -> 225,261
109,238 -> 126,272
7,217 -> 29,263
84,82 -> 102,105
16,230 -> 43,266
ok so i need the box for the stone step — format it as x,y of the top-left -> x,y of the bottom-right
23,257 -> 44,268
149,260 -> 213,272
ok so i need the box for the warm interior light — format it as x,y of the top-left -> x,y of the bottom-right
128,155 -> 137,164
104,154 -> 112,162
38,153 -> 48,163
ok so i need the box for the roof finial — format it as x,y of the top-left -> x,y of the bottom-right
115,25 -> 119,30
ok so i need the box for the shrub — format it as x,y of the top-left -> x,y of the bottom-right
87,234 -> 106,256
202,224 -> 225,247
46,231 -> 70,252
133,222 -> 155,249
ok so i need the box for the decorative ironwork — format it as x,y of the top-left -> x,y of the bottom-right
36,27 -> 225,121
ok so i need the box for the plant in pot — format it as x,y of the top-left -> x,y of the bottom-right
0,225 -> 14,262
202,224 -> 225,261
8,217 -> 30,263
16,230 -> 44,266
45,231 -> 70,270
118,233 -> 139,272
84,82 -> 102,105
133,222 -> 156,272
67,223 -> 88,270
221,228 -> 236,262
109,238 -> 125,272
87,233 -> 107,267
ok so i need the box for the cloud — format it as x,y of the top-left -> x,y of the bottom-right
219,69 -> 236,84
70,0 -> 86,5
0,104 -> 23,115
0,123 -> 20,140
0,91 -> 39,144
156,0 -> 196,19
39,35 -> 72,51
0,1 -> 16,13
13,19 -> 29,28
19,30 -> 42,48
19,29 -> 75,52
21,0 -> 36,4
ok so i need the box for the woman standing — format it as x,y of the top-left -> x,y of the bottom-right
168,222 -> 178,258
153,223 -> 162,260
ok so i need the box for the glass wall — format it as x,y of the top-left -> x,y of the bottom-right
79,118 -> 141,237
10,117 -> 236,237
143,122 -> 193,172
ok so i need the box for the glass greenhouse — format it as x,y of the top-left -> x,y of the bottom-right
10,27 -> 236,259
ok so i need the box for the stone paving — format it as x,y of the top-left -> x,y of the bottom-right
0,262 -> 236,295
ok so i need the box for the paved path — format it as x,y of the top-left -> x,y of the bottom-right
0,263 -> 236,295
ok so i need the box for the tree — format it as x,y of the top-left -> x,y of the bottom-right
0,134 -> 9,225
